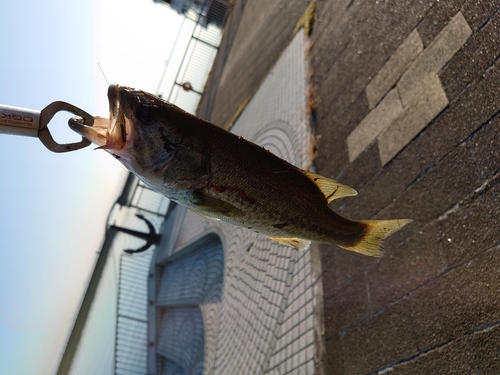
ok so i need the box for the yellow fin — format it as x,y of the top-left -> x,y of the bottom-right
192,193 -> 243,217
302,171 -> 357,203
267,236 -> 311,250
188,208 -> 220,221
340,219 -> 413,256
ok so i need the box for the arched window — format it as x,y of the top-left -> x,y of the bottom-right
155,235 -> 224,374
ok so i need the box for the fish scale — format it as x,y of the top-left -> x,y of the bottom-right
205,138 -> 360,241
69,85 -> 412,256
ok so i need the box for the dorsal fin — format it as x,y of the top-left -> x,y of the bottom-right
302,171 -> 357,203
267,236 -> 311,250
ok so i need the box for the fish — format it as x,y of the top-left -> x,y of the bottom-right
70,85 -> 411,256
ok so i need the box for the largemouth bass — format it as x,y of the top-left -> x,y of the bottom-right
70,85 -> 411,256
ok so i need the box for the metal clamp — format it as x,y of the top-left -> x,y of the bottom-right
39,101 -> 94,153
0,101 -> 94,153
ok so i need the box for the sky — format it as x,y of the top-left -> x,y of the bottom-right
0,1 -> 185,374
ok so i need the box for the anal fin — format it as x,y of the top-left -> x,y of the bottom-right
302,170 -> 357,203
267,236 -> 311,250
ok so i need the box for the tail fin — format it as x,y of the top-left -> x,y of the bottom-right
340,219 -> 412,257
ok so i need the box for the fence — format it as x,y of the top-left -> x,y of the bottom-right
111,175 -> 169,375
57,174 -> 170,375
128,180 -> 170,218
114,250 -> 154,375
157,0 -> 231,113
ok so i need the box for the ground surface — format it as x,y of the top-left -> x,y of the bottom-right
198,1 -> 500,373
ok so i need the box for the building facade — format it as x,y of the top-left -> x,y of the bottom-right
147,30 -> 324,375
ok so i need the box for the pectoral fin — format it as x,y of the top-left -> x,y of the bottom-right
191,192 -> 243,217
302,171 -> 357,203
267,236 -> 311,250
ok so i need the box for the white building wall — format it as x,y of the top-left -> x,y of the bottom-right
149,29 -> 324,375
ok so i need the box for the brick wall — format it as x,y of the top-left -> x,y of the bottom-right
310,0 -> 500,373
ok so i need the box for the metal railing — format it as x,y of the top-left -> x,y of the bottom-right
157,0 -> 231,113
129,180 -> 170,218
114,250 -> 153,375
58,173 -> 170,375
111,175 -> 169,375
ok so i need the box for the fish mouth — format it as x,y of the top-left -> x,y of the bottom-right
69,85 -> 130,151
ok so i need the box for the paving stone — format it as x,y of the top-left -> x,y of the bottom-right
410,246 -> 500,351
348,88 -> 404,162
323,273 -> 369,337
313,0 -> 431,97
389,336 -> 477,375
397,54 -> 500,172
318,42 -> 388,123
341,297 -> 419,375
313,2 -> 384,82
334,157 -> 420,221
378,0 -> 434,57
376,142 -> 481,223
342,53 -> 500,220
308,5 -> 496,220
378,73 -> 449,165
440,6 -> 500,102
462,0 -> 500,31
417,0 -> 468,46
332,142 -> 381,196
313,90 -> 370,181
468,324 -> 500,373
366,29 -> 423,109
438,176 -> 500,268
330,246 -> 379,288
309,0 -> 358,76
468,114 -> 500,180
311,0 -> 433,177
366,221 -> 448,312
348,0 -> 428,59
324,334 -> 343,375
314,0 -> 429,118
398,11 -> 472,106
338,90 -> 371,137
311,3 -> 500,375
320,247 -> 337,295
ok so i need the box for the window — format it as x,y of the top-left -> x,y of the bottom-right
155,236 -> 224,374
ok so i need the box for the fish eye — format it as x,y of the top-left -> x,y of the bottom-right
136,103 -> 152,123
